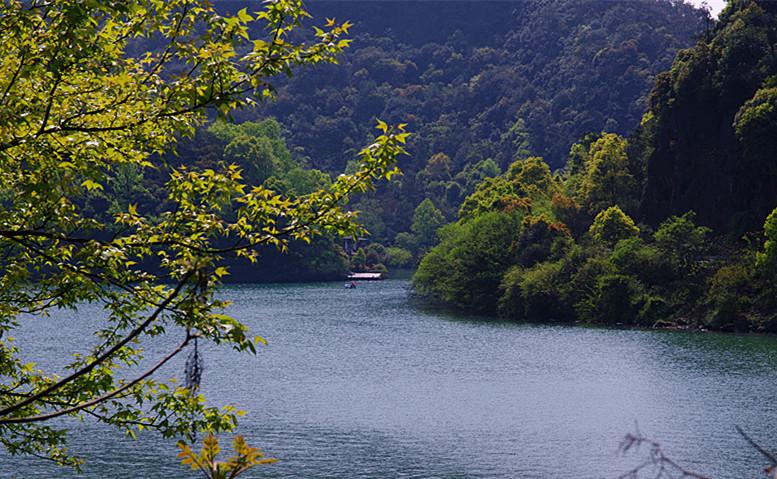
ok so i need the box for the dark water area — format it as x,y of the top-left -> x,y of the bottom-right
3,279 -> 777,478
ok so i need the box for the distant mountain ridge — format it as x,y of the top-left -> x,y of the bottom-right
238,0 -> 707,172
175,1 -> 708,245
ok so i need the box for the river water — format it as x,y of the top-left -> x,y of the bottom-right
3,278 -> 777,478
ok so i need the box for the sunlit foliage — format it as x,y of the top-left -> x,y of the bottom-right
0,0 -> 405,467
588,206 -> 640,246
178,434 -> 277,479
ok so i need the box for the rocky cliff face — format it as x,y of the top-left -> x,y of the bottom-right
640,0 -> 777,232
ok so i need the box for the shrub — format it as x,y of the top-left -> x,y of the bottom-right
654,211 -> 710,273
498,266 -> 527,320
638,295 -> 670,326
365,243 -> 387,265
520,260 -> 570,321
611,237 -> 674,285
576,274 -> 645,325
757,206 -> 777,275
565,255 -> 615,309
706,263 -> 753,331
370,263 -> 389,274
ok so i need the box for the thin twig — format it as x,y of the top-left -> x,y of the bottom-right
0,271 -> 193,419
0,333 -> 192,424
618,431 -> 710,479
736,425 -> 777,467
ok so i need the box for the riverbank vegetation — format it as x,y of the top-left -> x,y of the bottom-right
414,0 -> 777,333
54,0 -> 710,282
173,0 -> 707,255
3,0 -> 777,472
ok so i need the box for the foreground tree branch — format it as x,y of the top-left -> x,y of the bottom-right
0,333 -> 193,424
0,272 -> 192,420
618,430 -> 710,479
736,426 -> 777,476
0,0 -> 406,467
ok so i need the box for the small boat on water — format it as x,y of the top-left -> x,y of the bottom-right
344,281 -> 357,289
347,272 -> 384,281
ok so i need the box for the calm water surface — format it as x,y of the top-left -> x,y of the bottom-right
3,279 -> 777,478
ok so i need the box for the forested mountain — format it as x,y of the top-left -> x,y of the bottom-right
413,0 -> 777,333
226,0 -> 708,242
639,0 -> 777,232
117,0 -> 710,281
255,0 -> 705,170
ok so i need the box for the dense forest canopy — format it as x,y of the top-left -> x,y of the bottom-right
107,0 -> 710,282
414,0 -> 777,335
255,0 -> 706,171
204,0 -> 709,247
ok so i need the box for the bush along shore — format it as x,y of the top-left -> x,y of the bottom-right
412,147 -> 777,333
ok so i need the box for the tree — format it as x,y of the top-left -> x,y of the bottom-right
384,246 -> 414,268
417,152 -> 452,182
411,198 -> 446,249
458,175 -> 517,220
283,167 -> 332,196
507,156 -> 554,196
224,135 -> 277,184
0,0 -> 406,467
500,116 -> 532,162
579,133 -> 637,214
654,212 -> 711,272
209,118 -> 296,179
734,85 -> 777,168
413,212 -> 521,311
515,215 -> 571,267
588,206 -> 640,246
757,206 -> 777,274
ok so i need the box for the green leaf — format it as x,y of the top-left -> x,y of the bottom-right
81,179 -> 104,191
237,8 -> 253,23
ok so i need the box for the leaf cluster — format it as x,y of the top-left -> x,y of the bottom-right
0,0 -> 406,467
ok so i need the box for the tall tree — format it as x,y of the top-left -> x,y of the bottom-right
224,135 -> 277,185
588,205 -> 641,246
579,133 -> 637,215
0,0 -> 405,467
641,0 -> 777,230
411,198 -> 446,250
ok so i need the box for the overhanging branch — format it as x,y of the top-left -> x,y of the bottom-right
0,333 -> 192,424
0,271 -> 193,419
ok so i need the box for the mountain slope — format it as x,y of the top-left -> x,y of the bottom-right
247,0 -> 706,174
640,0 -> 777,231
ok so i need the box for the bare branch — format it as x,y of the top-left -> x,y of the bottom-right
736,425 -> 777,471
618,431 -> 710,479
